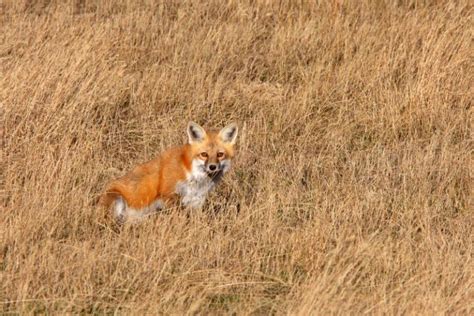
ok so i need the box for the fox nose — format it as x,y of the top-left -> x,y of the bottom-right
208,164 -> 217,172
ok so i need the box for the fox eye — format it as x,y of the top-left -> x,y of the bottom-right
199,152 -> 208,159
217,152 -> 225,158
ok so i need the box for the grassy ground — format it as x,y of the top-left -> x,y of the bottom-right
1,0 -> 473,314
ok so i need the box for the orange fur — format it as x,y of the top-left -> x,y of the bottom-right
100,145 -> 191,209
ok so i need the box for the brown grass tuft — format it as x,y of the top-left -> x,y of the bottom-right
1,0 -> 473,314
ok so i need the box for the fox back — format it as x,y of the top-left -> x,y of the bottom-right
100,121 -> 238,223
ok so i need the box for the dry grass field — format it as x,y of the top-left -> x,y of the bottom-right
1,0 -> 473,314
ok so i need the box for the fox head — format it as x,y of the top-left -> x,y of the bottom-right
187,121 -> 238,179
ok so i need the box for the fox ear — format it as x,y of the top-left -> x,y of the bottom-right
187,121 -> 206,144
219,122 -> 238,145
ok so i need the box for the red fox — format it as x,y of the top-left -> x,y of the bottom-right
100,121 -> 238,223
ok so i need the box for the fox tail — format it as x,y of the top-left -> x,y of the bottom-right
98,189 -> 121,208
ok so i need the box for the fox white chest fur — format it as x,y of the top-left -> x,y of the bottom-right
176,159 -> 218,209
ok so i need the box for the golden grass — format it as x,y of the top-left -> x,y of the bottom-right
1,0 -> 473,314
